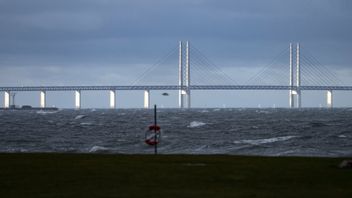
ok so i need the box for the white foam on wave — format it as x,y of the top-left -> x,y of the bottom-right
338,135 -> 347,138
89,146 -> 109,153
255,110 -> 271,114
195,145 -> 208,151
188,121 -> 206,128
36,110 -> 59,115
6,148 -> 28,152
74,115 -> 86,120
80,122 -> 93,126
233,136 -> 297,145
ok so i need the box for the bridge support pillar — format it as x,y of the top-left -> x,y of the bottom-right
75,90 -> 81,109
296,91 -> 301,108
327,90 -> 333,108
40,91 -> 46,108
144,90 -> 150,109
290,90 -> 301,108
187,90 -> 191,108
180,90 -> 190,108
4,91 -> 10,108
109,90 -> 116,109
289,90 -> 295,108
178,90 -> 184,108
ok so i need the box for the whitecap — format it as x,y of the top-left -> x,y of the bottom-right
80,122 -> 93,126
338,135 -> 347,138
37,110 -> 59,115
89,146 -> 109,153
195,145 -> 208,151
255,110 -> 271,114
74,115 -> 86,120
188,121 -> 206,128
6,148 -> 28,152
233,136 -> 297,145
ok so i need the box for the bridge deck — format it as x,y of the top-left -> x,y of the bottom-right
1,85 -> 352,91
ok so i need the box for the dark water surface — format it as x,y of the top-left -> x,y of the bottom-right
0,108 -> 351,157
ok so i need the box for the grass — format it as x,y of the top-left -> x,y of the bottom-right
0,153 -> 351,197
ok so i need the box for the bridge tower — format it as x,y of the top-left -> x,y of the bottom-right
296,43 -> 301,108
289,43 -> 294,108
178,41 -> 191,108
289,43 -> 301,108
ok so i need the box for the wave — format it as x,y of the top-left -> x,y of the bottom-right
74,115 -> 87,120
188,121 -> 206,128
89,146 -> 109,153
255,110 -> 271,114
36,110 -> 59,115
80,122 -> 93,126
233,136 -> 297,145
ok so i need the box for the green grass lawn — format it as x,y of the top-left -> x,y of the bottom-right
0,153 -> 351,197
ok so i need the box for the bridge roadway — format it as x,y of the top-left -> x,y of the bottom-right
1,85 -> 352,91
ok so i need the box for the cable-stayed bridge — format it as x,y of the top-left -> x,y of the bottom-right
1,41 -> 351,109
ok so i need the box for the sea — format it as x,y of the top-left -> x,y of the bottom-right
0,108 -> 351,157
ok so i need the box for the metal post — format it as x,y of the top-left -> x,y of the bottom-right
178,41 -> 184,108
296,43 -> 301,108
154,104 -> 157,155
186,41 -> 191,108
289,43 -> 294,108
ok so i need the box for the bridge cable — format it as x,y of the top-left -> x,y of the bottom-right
131,46 -> 178,86
301,48 -> 342,85
190,52 -> 235,85
245,48 -> 289,85
190,46 -> 238,85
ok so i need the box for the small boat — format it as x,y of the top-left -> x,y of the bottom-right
162,93 -> 169,96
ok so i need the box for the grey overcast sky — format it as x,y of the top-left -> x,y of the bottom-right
0,0 -> 352,108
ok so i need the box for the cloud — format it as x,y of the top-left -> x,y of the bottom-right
0,0 -> 351,85
0,0 -> 351,107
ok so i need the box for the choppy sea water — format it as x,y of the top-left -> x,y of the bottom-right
0,108 -> 351,157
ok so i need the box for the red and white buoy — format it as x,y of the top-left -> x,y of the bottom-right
144,105 -> 160,154
145,125 -> 161,146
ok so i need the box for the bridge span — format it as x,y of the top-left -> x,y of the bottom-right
1,42 -> 351,109
1,85 -> 352,109
1,85 -> 352,92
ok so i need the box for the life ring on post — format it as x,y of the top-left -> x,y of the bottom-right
145,125 -> 161,145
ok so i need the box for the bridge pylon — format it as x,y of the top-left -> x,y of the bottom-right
289,43 -> 302,108
178,41 -> 191,108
